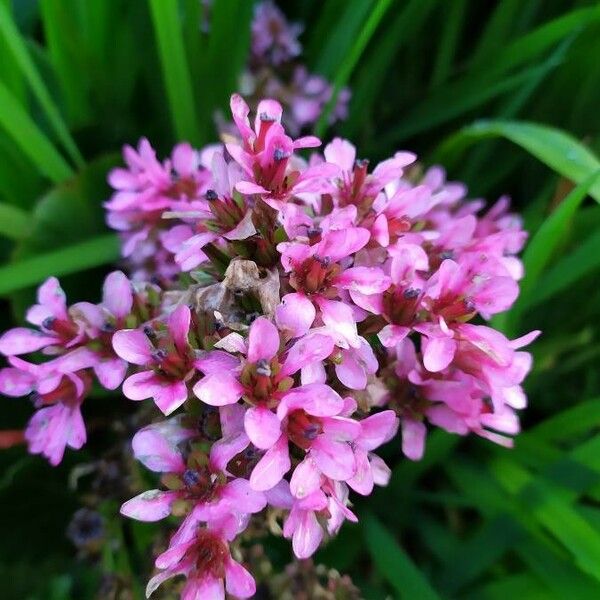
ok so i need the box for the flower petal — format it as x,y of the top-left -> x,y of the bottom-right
193,374 -> 244,406
244,406 -> 281,450
249,435 -> 291,491
275,293 -> 316,338
247,317 -> 280,363
120,490 -> 178,522
112,329 -> 153,365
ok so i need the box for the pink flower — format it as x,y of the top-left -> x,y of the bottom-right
20,366 -> 90,466
121,415 -> 265,524
251,1 -> 302,66
146,516 -> 255,599
277,228 -> 390,346
346,410 -> 398,495
323,137 -> 415,211
248,382 -> 360,494
0,277 -> 84,356
423,257 -> 519,321
112,305 -> 200,415
227,95 -> 337,208
70,270 -> 133,389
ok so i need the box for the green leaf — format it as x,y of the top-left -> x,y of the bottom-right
204,0 -> 253,119
491,457 -> 600,584
0,80 -> 73,183
362,512 -> 441,599
0,203 -> 30,240
0,234 -> 119,295
39,0 -> 91,125
531,228 -> 600,309
315,0 -> 393,136
311,0 -> 373,78
0,0 -> 84,167
437,120 -> 600,201
148,0 -> 201,145
3,153 -> 120,302
496,171 -> 600,333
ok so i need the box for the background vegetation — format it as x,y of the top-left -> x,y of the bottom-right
1,0 -> 599,598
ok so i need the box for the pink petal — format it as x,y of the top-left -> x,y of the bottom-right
321,416 -> 361,442
154,380 -> 189,415
422,335 -> 456,372
102,271 -> 133,318
324,138 -> 356,171
122,371 -> 159,400
210,432 -> 250,473
401,418 -> 426,461
94,357 -> 128,390
317,298 -> 360,349
244,406 -> 281,450
195,350 -> 241,374
225,559 -> 256,598
310,438 -> 356,480
275,293 -> 316,338
221,478 -> 266,514
37,277 -> 68,320
247,317 -> 280,363
112,329 -> 153,365
282,332 -> 334,375
193,373 -> 244,406
277,384 -> 343,419
358,410 -> 399,451
378,324 -> 410,348
235,180 -> 269,195
333,267 -> 391,294
249,434 -> 291,491
290,456 -> 321,499
346,448 -> 374,495
168,305 -> 191,354
335,351 -> 366,390
172,142 -> 197,177
316,228 -> 370,262
0,328 -> 56,356
290,510 -> 323,559
120,490 -> 178,522
132,417 -> 194,472
0,367 -> 36,396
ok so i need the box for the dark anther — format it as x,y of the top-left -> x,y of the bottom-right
101,321 -> 115,333
205,189 -> 218,201
303,424 -> 320,440
42,316 -> 56,330
355,158 -> 369,169
255,359 -> 272,377
316,255 -> 331,267
150,275 -> 162,286
259,112 -> 276,122
243,446 -> 260,460
273,148 -> 289,162
143,325 -> 156,338
440,250 -> 454,260
182,469 -> 201,488
152,348 -> 167,361
464,297 -> 476,312
403,287 -> 421,299
307,226 -> 322,239
246,311 -> 260,324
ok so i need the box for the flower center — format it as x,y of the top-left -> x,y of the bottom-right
290,256 -> 340,295
192,530 -> 229,579
286,410 -> 323,450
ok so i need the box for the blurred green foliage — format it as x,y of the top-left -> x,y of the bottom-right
0,0 -> 599,598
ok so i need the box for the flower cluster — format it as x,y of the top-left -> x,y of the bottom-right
239,1 -> 350,135
1,94 -> 538,599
